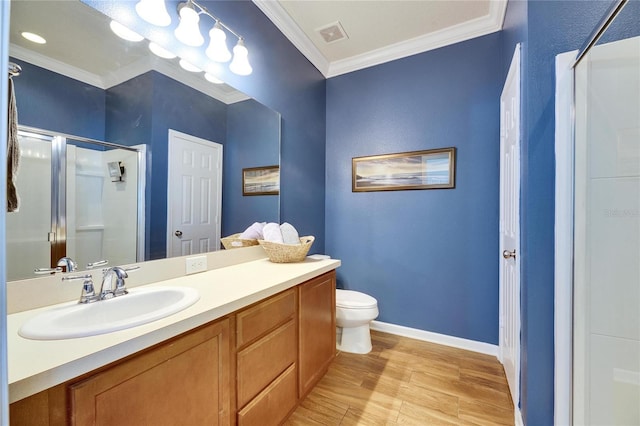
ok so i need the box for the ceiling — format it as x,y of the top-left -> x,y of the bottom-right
9,0 -> 508,89
254,0 -> 508,78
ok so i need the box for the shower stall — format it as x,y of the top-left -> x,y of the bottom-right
6,126 -> 145,281
556,0 -> 640,423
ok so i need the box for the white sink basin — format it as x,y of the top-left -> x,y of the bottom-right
19,286 -> 200,340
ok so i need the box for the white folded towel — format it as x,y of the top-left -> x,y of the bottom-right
239,222 -> 266,240
280,222 -> 300,245
263,222 -> 284,243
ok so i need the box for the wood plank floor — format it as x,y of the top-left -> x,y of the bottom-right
284,330 -> 514,426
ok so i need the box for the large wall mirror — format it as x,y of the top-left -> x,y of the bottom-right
7,0 -> 281,281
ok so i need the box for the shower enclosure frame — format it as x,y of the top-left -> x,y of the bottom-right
554,0 -> 635,423
16,125 -> 146,271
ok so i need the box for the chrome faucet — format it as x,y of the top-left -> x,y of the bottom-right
99,266 -> 129,299
57,257 -> 78,272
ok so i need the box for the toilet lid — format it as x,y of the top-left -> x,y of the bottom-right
336,289 -> 378,309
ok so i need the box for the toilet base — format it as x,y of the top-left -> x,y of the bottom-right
336,323 -> 372,354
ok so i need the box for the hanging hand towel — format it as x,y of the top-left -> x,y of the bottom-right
7,78 -> 20,212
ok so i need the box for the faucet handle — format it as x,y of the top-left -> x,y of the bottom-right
62,274 -> 98,304
87,259 -> 109,269
34,267 -> 63,275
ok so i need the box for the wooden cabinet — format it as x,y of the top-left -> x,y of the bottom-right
10,271 -> 337,426
298,271 -> 336,397
236,288 -> 297,425
70,319 -> 231,426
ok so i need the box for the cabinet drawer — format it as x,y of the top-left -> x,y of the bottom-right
237,319 -> 297,408
237,364 -> 297,426
236,288 -> 296,348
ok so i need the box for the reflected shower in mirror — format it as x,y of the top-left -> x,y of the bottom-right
7,0 -> 280,280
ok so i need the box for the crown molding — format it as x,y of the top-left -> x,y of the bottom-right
10,44 -> 247,105
252,0 -> 330,76
254,0 -> 507,79
10,43 -> 105,88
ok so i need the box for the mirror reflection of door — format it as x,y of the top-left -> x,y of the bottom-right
167,130 -> 223,258
5,129 -> 143,281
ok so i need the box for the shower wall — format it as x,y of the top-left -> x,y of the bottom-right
574,35 -> 640,424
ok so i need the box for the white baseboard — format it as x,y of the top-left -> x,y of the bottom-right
515,408 -> 524,426
370,320 -> 499,357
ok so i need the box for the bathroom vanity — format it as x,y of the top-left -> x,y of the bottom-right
7,252 -> 339,425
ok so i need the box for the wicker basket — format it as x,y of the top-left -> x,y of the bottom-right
221,233 -> 260,249
258,236 -> 315,263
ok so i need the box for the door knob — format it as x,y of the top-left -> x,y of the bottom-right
175,230 -> 183,237
503,249 -> 516,259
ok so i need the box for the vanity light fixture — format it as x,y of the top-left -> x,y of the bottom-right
174,1 -> 204,47
21,31 -> 46,44
149,42 -> 176,59
206,22 -> 232,63
110,21 -> 144,42
137,0 -> 252,76
229,39 -> 252,76
135,0 -> 171,27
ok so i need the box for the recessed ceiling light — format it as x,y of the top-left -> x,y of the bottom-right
110,20 -> 144,42
148,42 -> 176,59
179,59 -> 202,73
21,32 -> 46,44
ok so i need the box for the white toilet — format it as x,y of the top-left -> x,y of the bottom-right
335,289 -> 379,354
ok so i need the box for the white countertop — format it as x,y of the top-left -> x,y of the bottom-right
8,257 -> 340,403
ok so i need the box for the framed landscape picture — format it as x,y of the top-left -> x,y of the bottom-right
352,147 -> 456,192
243,165 -> 280,196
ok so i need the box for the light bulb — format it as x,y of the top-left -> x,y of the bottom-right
110,21 -> 144,42
21,32 -> 46,44
179,59 -> 202,73
205,73 -> 223,84
174,4 -> 204,47
149,42 -> 176,59
205,22 -> 232,63
229,39 -> 252,76
135,0 -> 171,27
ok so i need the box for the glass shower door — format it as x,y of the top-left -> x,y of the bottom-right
6,132 -> 55,281
574,31 -> 640,425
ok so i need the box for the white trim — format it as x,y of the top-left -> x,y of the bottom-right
254,0 -> 506,78
370,320 -> 498,357
10,44 -> 248,105
515,409 -> 525,426
10,43 -> 104,88
132,144 -> 147,263
252,0 -> 330,76
1,0 -> 11,422
554,49 -> 578,426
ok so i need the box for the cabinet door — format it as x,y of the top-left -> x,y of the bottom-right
298,271 -> 336,397
69,319 -> 231,426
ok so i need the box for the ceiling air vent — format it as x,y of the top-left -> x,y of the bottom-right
316,21 -> 348,44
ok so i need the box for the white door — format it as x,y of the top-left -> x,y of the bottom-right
499,43 -> 521,411
167,130 -> 222,257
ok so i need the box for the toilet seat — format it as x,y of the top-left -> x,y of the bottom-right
336,289 -> 377,309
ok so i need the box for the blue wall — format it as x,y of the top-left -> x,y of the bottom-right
500,1 -> 618,424
224,99 -> 280,236
10,58 -> 105,139
325,33 -> 502,344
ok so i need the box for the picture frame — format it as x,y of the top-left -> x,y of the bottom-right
352,147 -> 456,192
242,165 -> 280,196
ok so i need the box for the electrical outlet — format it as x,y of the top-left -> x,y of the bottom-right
185,255 -> 207,275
